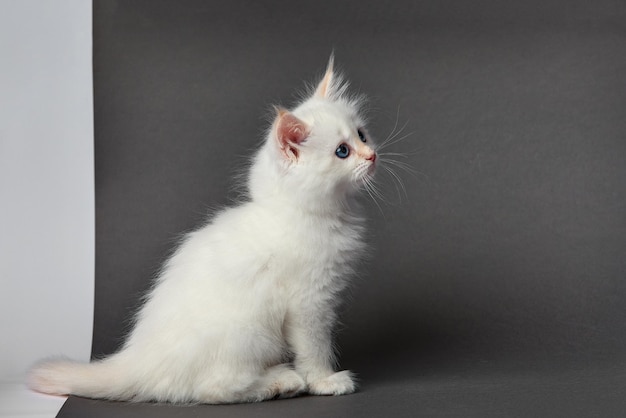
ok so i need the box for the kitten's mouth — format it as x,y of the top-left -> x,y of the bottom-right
356,161 -> 376,185
367,160 -> 377,175
367,152 -> 377,173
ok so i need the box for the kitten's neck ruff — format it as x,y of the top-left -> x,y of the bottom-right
258,193 -> 363,219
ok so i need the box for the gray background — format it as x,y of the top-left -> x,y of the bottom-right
63,0 -> 626,416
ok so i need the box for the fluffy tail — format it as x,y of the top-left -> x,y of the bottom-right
28,357 -> 131,400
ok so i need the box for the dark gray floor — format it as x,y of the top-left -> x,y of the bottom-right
59,0 -> 626,416
59,365 -> 626,417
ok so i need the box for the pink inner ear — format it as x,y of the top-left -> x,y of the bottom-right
276,110 -> 309,160
278,112 -> 308,144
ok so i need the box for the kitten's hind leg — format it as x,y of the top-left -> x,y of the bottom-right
194,364 -> 305,404
246,364 -> 306,402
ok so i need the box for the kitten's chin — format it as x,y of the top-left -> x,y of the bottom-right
355,174 -> 375,190
363,163 -> 377,180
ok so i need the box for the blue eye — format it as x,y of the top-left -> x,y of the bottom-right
358,129 -> 366,143
335,144 -> 350,158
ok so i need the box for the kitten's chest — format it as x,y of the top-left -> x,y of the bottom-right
274,213 -> 366,283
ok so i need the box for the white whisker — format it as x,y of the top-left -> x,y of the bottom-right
356,107 -> 423,209
382,165 -> 408,200
377,120 -> 410,151
361,175 -> 386,217
379,105 -> 402,148
377,149 -> 422,158
380,158 -> 427,181
377,129 -> 415,152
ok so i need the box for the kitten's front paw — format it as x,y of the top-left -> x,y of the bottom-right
308,370 -> 356,396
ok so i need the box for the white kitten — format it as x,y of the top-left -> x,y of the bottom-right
29,57 -> 378,404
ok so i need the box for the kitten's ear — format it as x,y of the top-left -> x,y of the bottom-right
314,55 -> 335,99
273,108 -> 309,162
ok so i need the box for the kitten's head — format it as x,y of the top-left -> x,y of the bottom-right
250,57 -> 377,211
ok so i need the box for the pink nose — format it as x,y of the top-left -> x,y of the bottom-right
366,152 -> 376,162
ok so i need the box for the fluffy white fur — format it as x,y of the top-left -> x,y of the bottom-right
29,57 -> 378,404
